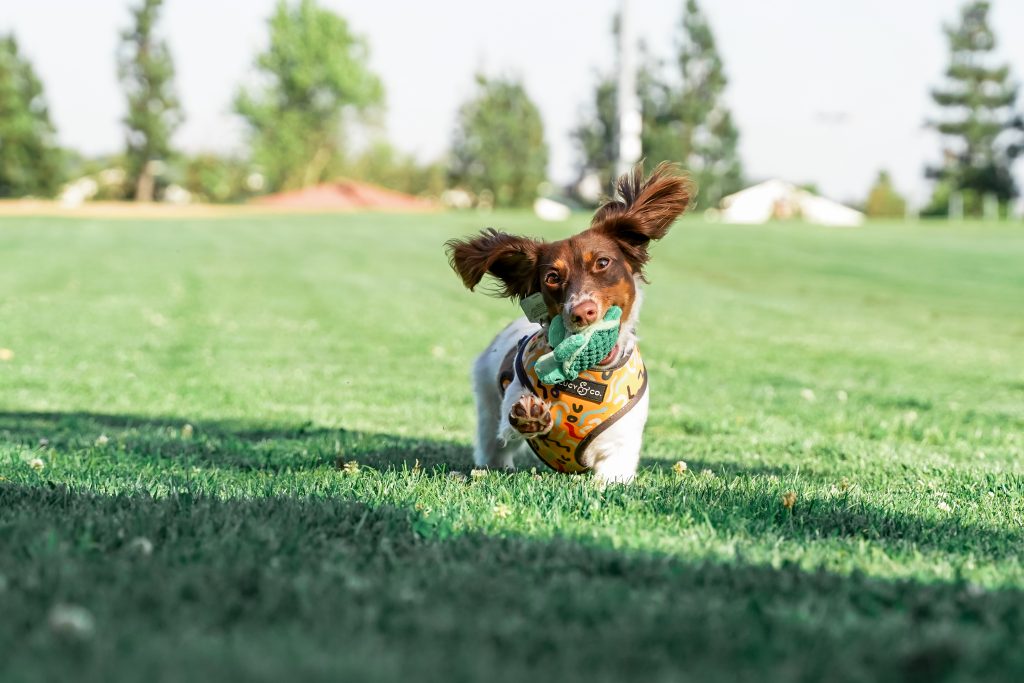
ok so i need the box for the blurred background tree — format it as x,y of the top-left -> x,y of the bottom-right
573,36 -> 664,194
864,170 -> 908,218
235,0 -> 383,193
663,0 -> 744,209
574,0 -> 743,209
0,34 -> 63,198
345,140 -> 446,198
925,0 -> 1023,217
180,154 -> 256,204
572,73 -> 618,193
118,0 -> 182,202
449,74 -> 549,208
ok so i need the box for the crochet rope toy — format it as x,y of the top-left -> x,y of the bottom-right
535,306 -> 622,385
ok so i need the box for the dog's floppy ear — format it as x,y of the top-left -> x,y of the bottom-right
445,228 -> 542,300
591,162 -> 693,277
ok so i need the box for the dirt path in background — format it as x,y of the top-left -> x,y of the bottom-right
0,200 -> 438,219
0,181 -> 439,219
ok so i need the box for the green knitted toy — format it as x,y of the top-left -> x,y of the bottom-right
535,306 -> 622,385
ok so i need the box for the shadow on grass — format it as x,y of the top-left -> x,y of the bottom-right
1,481 -> 1022,683
0,410 -> 471,472
2,410 -> 1023,562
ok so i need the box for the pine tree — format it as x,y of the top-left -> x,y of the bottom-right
572,74 -> 618,192
573,2 -> 743,208
864,170 -> 907,218
926,0 -> 1023,216
449,75 -> 549,208
118,0 -> 182,202
235,0 -> 383,193
572,40 -> 665,194
0,34 -> 63,198
663,0 -> 744,209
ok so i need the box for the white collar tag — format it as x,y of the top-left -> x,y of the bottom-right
519,293 -> 549,323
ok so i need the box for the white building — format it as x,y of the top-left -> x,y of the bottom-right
718,180 -> 865,227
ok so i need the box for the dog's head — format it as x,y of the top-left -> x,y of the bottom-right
446,163 -> 692,333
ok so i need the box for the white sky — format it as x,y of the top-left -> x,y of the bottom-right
3,0 -> 1024,206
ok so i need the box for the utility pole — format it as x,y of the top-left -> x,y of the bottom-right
616,0 -> 642,180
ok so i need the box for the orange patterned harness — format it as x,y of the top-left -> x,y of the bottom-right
508,331 -> 648,473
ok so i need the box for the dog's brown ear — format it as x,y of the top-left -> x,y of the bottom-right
445,228 -> 542,300
591,162 -> 694,276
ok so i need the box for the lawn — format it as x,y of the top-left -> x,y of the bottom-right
1,212 -> 1023,682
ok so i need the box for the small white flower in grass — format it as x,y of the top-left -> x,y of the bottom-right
937,501 -> 952,513
180,423 -> 194,439
0,348 -> 13,361
342,461 -> 360,475
965,583 -> 985,598
28,457 -> 45,472
38,437 -> 49,447
800,388 -> 816,402
430,345 -> 446,359
470,468 -> 488,479
672,460 -> 688,475
95,434 -> 109,446
49,604 -> 95,640
128,537 -> 154,557
903,410 -> 919,425
836,390 -> 848,403
492,503 -> 512,519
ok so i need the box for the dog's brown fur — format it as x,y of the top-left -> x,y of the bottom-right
445,162 -> 693,325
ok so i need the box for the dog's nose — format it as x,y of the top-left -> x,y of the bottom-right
570,301 -> 600,327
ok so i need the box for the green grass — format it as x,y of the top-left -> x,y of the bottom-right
1,212 -> 1023,682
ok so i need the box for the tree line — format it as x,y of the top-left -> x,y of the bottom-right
0,0 -> 1021,217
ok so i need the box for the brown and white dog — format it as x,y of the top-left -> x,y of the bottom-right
446,163 -> 692,483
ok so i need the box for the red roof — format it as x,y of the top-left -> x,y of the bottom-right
253,180 -> 437,211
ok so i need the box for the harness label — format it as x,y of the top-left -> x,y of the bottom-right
555,377 -> 607,404
519,293 -> 549,323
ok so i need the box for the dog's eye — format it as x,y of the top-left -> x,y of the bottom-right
544,271 -> 561,286
595,257 -> 610,269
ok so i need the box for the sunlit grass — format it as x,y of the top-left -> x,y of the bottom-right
1,213 -> 1023,681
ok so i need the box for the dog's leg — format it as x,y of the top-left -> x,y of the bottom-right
470,319 -> 539,470
586,390 -> 649,484
499,380 -> 552,442
507,393 -> 553,437
471,387 -> 522,470
471,351 -> 509,469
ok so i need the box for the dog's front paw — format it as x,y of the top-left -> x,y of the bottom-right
509,395 -> 553,438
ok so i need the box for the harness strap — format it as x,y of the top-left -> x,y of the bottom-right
511,331 -> 648,473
